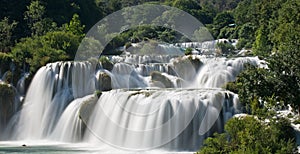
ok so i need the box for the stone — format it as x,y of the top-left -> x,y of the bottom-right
97,72 -> 112,91
151,71 -> 174,88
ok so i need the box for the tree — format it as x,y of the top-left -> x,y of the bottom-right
271,0 -> 300,52
216,41 -> 235,55
0,17 -> 17,52
231,0 -> 300,113
233,0 -> 259,26
64,14 -> 85,37
12,30 -> 80,73
213,12 -> 234,30
252,25 -> 272,56
0,52 -> 13,74
24,0 -> 56,36
198,116 -> 296,154
236,22 -> 256,48
210,12 -> 235,39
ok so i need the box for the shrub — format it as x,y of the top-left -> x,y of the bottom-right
0,52 -> 12,73
11,30 -> 80,73
94,90 -> 102,98
99,56 -> 113,71
184,47 -> 193,55
216,42 -> 235,55
198,116 -> 296,154
223,81 -> 239,93
236,38 -> 247,50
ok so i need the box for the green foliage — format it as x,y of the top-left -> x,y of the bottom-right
218,26 -> 237,39
198,116 -> 296,154
99,56 -> 110,64
208,11 -> 236,39
293,118 -> 300,125
24,1 -> 45,23
99,56 -> 113,71
216,41 -> 235,55
0,52 -> 12,73
236,22 -> 256,48
0,17 -> 18,52
102,25 -> 182,54
231,46 -> 300,112
234,0 -> 258,26
271,0 -> 300,53
63,14 -> 85,37
231,0 -> 300,111
42,31 -> 81,59
0,83 -> 18,123
94,90 -> 102,98
24,0 -> 57,36
235,38 -> 247,50
214,12 -> 234,30
200,0 -> 242,12
267,51 -> 300,112
0,83 -> 15,100
172,0 -> 200,11
231,65 -> 277,112
253,25 -> 272,56
223,81 -> 239,93
184,48 -> 193,55
12,30 -> 80,73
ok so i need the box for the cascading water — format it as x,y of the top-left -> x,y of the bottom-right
1,49 -> 263,152
11,62 -> 96,140
83,89 -> 240,151
50,94 -> 97,142
193,56 -> 262,88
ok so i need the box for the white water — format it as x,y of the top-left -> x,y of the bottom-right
50,94 -> 97,142
193,56 -> 261,88
1,53 -> 263,152
12,62 -> 95,140
84,89 -> 239,151
175,39 -> 238,55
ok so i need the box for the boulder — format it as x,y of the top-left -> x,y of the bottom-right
99,56 -> 114,71
151,71 -> 174,88
0,83 -> 19,129
97,72 -> 112,91
172,56 -> 203,81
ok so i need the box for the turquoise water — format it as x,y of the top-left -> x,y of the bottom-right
0,146 -> 86,154
0,142 -> 98,154
0,142 -> 194,154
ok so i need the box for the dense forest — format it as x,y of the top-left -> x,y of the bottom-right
0,0 -> 299,153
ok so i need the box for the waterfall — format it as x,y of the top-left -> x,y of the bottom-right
50,94 -> 97,142
16,73 -> 30,96
12,62 -> 96,140
193,56 -> 262,88
1,49 -> 264,151
110,55 -> 176,64
83,89 -> 240,151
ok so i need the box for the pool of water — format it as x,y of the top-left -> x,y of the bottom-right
0,141 -> 194,154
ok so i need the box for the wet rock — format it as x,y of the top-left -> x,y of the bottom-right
79,95 -> 98,123
0,83 -> 19,130
172,56 -> 203,81
151,71 -> 174,88
97,72 -> 112,91
99,56 -> 114,71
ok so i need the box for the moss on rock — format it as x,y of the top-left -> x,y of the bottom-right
97,72 -> 112,91
0,83 -> 18,126
151,71 -> 174,88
